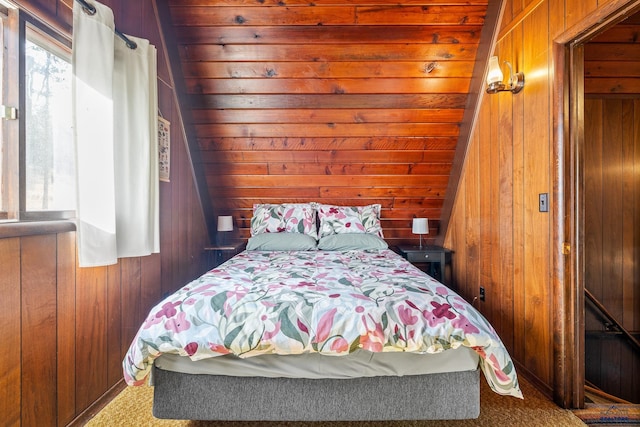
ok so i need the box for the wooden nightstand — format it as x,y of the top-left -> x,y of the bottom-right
204,241 -> 246,269
396,245 -> 453,286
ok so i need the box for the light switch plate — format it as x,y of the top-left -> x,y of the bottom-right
539,193 -> 549,212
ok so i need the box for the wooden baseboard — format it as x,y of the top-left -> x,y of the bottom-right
66,380 -> 127,426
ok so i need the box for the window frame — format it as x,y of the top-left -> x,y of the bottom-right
0,7 -> 75,222
1,5 -> 19,221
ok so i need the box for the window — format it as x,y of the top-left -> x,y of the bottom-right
24,28 -> 74,215
0,6 -> 75,222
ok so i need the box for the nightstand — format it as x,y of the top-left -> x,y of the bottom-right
396,245 -> 452,286
204,241 -> 246,269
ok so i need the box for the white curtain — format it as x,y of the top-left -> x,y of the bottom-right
72,0 -> 159,267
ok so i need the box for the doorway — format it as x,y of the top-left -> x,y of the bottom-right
555,0 -> 640,409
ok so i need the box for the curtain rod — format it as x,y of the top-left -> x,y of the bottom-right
75,0 -> 137,49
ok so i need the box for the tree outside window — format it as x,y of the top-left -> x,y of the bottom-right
25,36 -> 75,212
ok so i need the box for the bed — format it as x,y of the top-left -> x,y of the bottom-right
123,203 -> 522,421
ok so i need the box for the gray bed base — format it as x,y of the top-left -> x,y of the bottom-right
151,365 -> 481,421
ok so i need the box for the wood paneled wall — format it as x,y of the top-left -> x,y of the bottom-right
444,0 -> 637,401
0,1 -> 210,425
585,12 -> 640,95
159,0 -> 497,246
583,97 -> 639,403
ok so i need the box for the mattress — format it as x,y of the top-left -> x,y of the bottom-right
153,346 -> 479,379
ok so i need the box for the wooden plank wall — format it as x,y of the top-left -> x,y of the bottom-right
163,0 -> 492,246
582,21 -> 640,403
585,12 -> 640,96
444,0 -> 637,400
0,1 -> 210,425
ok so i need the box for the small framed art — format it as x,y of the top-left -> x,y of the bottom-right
158,116 -> 170,182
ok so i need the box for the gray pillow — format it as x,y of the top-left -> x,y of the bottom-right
317,233 -> 388,251
246,233 -> 318,251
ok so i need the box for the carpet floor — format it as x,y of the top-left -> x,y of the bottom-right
85,375 -> 587,427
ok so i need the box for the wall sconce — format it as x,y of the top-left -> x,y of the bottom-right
217,215 -> 234,246
486,56 -> 524,94
412,218 -> 429,249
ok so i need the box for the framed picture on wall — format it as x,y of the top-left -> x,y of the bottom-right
158,116 -> 170,182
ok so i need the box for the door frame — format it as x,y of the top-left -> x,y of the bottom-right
552,0 -> 640,409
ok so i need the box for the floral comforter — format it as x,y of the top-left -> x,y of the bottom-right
123,249 -> 522,398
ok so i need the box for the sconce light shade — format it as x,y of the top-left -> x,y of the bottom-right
486,56 -> 504,85
217,215 -> 234,232
486,56 -> 525,95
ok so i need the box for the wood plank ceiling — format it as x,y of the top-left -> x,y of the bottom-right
156,0 -> 500,246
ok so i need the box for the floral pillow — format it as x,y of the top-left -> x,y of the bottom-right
317,204 -> 384,239
251,203 -> 318,240
250,204 -> 285,235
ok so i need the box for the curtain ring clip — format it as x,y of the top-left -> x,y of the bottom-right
79,0 -> 97,16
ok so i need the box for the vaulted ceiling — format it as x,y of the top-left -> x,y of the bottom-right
155,0 -> 502,245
